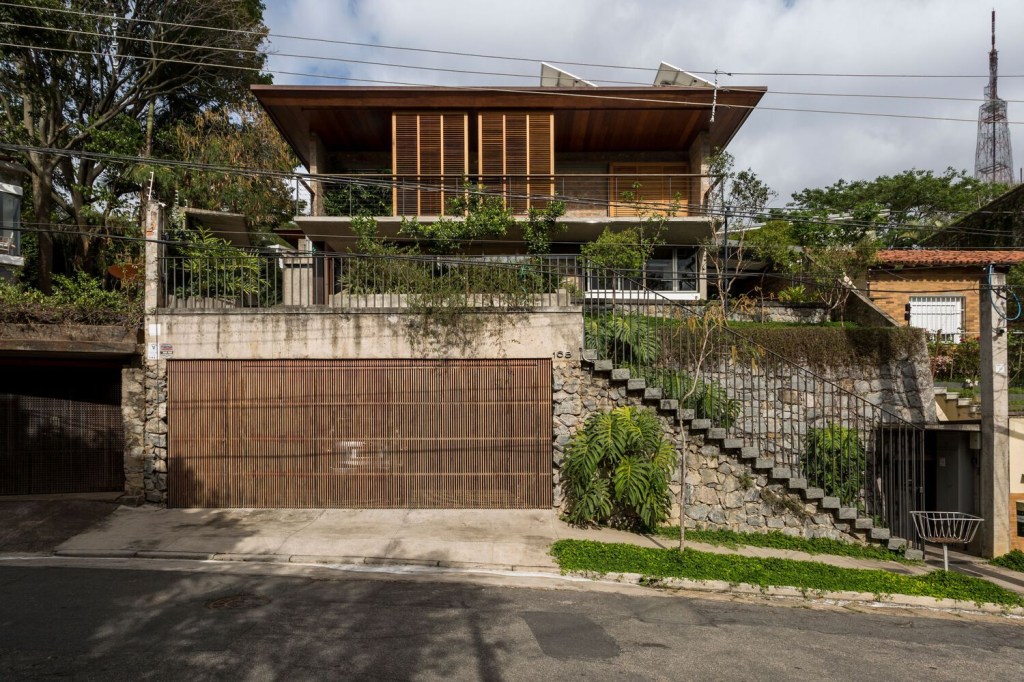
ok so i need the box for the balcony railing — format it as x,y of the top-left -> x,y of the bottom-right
158,252 -> 701,310
318,173 -> 716,219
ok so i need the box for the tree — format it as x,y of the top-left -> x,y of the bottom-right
145,101 -> 299,237
0,0 -> 270,291
787,168 -> 1008,248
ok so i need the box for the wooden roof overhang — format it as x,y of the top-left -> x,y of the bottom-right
252,85 -> 767,168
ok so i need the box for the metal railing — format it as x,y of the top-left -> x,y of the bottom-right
581,271 -> 926,546
160,252 -> 586,309
319,173 -> 715,218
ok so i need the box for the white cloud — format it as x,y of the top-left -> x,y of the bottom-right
262,0 -> 1024,202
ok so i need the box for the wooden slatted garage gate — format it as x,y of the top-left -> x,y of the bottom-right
167,359 -> 553,508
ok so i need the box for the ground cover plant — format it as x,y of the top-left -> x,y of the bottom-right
550,540 -> 1023,607
651,527 -> 910,563
990,549 -> 1024,573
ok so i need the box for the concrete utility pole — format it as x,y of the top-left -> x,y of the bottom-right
979,268 -> 1010,558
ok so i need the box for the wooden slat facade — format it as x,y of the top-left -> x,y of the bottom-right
478,112 -> 554,213
608,163 -> 690,217
392,112 -> 468,216
167,359 -> 553,509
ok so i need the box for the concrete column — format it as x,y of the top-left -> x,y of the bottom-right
688,131 -> 711,209
309,132 -> 327,217
143,203 -> 164,312
979,269 -> 1010,557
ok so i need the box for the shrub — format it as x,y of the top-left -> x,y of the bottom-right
562,406 -> 678,530
801,424 -> 865,506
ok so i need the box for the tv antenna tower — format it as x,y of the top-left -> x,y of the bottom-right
974,10 -> 1014,184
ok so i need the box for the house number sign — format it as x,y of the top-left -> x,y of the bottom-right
552,351 -> 573,359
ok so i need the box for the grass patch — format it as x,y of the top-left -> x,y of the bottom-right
991,550 -> 1024,573
651,526 -> 910,563
550,540 -> 1023,608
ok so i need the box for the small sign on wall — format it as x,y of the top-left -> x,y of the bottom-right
159,343 -> 174,359
146,343 -> 158,360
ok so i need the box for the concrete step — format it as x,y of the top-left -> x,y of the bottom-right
739,446 -> 759,460
643,387 -> 663,400
904,548 -> 924,561
659,399 -> 679,412
869,527 -> 891,541
771,467 -> 792,480
609,368 -> 630,381
689,419 -> 711,431
626,378 -> 646,391
803,488 -> 824,500
837,507 -> 858,520
581,349 -> 598,362
787,478 -> 807,490
887,537 -> 907,551
721,438 -> 744,450
821,497 -> 840,510
707,428 -> 727,440
754,458 -> 774,470
679,409 -> 696,421
854,517 -> 874,530
592,359 -> 613,372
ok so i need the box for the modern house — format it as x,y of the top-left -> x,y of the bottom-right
0,160 -> 26,282
251,71 -> 767,301
866,249 -> 1024,341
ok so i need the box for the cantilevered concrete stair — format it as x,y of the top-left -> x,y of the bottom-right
580,351 -> 921,559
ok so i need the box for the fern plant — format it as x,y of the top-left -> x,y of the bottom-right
562,406 -> 678,529
801,424 -> 865,506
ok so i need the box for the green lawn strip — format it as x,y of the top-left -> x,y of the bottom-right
551,540 -> 1023,608
651,526 -> 909,563
991,550 -> 1024,573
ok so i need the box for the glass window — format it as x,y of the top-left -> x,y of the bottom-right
0,191 -> 21,257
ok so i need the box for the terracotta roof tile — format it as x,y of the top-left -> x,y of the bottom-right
875,250 -> 1024,267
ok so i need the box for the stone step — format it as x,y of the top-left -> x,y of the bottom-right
803,487 -> 824,500
869,527 -> 891,541
771,467 -> 792,480
754,458 -> 774,470
821,496 -> 840,510
659,399 -> 679,412
592,359 -> 613,372
854,517 -> 874,530
788,478 -> 807,490
610,368 -> 631,381
689,419 -> 712,431
707,428 -> 727,440
643,387 -> 663,401
581,349 -> 598,362
904,548 -> 924,561
887,537 -> 907,551
721,438 -> 744,450
679,409 -> 696,421
626,378 -> 646,391
837,507 -> 858,520
739,446 -> 759,460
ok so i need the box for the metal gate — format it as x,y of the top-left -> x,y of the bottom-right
167,359 -> 553,509
0,361 -> 124,495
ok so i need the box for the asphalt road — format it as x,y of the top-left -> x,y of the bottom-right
1,561 -> 1022,681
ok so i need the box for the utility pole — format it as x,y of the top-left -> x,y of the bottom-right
979,267 -> 1010,558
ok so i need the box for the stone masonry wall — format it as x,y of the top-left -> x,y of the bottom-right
141,360 -> 168,503
552,361 -> 861,542
121,362 -> 146,502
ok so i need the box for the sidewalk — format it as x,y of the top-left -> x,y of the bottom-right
52,505 -> 925,576
925,544 -> 1024,595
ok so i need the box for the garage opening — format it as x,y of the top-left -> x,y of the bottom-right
167,359 -> 553,509
0,359 -> 124,495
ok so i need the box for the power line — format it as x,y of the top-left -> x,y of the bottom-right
4,39 -> 1024,125
2,0 -> 1022,80
3,17 -> 1021,105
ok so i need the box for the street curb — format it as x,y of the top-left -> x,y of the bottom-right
52,549 -> 560,574
573,570 -> 1024,617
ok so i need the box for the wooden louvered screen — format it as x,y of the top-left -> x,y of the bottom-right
608,163 -> 690,217
392,113 -> 468,216
478,112 -> 554,213
167,359 -> 553,509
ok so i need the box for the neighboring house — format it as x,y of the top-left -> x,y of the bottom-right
929,182 -> 1024,249
0,160 -> 26,282
866,250 -> 1024,341
252,73 -> 766,301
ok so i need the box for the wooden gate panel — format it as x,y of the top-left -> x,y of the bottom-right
167,359 -> 552,508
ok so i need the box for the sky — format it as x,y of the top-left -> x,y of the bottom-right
261,0 -> 1024,206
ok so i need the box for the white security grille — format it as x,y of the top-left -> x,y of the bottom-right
909,296 -> 964,342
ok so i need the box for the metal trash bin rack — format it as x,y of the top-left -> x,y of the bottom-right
910,511 -> 983,571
